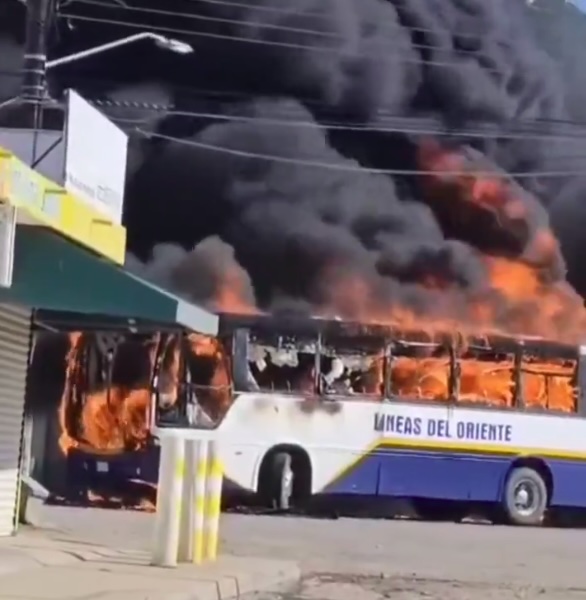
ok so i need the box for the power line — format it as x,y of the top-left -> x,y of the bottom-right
68,0 -> 505,61
71,0 -> 564,43
90,103 -> 586,144
138,130 -> 586,178
2,63 -> 583,140
114,84 -> 586,133
56,12 -> 538,77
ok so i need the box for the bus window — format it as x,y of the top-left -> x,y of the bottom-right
320,335 -> 385,399
458,345 -> 514,408
390,341 -> 451,403
520,355 -> 576,413
247,331 -> 318,394
185,333 -> 233,424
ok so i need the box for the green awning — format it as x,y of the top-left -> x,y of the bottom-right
0,225 -> 218,335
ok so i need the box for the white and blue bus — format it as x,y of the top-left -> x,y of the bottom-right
68,314 -> 586,526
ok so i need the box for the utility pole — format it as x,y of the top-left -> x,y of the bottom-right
21,0 -> 52,165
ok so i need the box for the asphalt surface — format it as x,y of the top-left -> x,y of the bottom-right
252,573 -> 586,600
32,503 -> 586,599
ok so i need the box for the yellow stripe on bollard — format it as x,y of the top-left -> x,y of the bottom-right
204,447 -> 224,562
174,458 -> 186,479
192,448 -> 209,565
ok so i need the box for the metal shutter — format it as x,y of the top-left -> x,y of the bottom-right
0,303 -> 31,536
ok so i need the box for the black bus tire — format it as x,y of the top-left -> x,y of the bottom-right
503,467 -> 548,526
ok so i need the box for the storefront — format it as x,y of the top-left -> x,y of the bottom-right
0,147 -> 217,536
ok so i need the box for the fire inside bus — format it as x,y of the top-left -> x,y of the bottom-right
60,313 -> 586,525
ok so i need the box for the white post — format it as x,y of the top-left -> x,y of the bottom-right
204,439 -> 224,561
177,439 -> 196,563
151,434 -> 185,567
193,439 -> 209,564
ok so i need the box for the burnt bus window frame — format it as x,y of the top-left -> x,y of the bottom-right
578,345 -> 586,417
455,342 -> 517,410
228,319 -> 583,418
319,332 -> 387,399
387,339 -> 453,405
240,327 -> 320,395
385,337 -> 579,416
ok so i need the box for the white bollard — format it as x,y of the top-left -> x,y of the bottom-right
192,439 -> 209,564
204,439 -> 224,561
177,439 -> 196,563
151,434 -> 185,567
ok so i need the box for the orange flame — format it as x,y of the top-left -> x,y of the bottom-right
213,266 -> 258,314
58,334 -> 166,455
391,356 -> 575,412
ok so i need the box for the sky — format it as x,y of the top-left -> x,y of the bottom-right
574,0 -> 586,11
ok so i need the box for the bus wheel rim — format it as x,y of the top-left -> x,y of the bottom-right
282,464 -> 293,498
513,481 -> 539,517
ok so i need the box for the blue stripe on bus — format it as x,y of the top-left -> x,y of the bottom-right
323,446 -> 586,507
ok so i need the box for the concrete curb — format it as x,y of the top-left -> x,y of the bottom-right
0,558 -> 301,600
0,536 -> 301,600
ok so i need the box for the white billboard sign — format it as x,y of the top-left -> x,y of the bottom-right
63,90 -> 128,224
0,204 -> 16,288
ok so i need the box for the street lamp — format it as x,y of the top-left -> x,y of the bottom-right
46,32 -> 193,69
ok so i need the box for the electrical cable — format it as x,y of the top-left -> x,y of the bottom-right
138,129 -> 586,178
67,0 -> 518,62
71,0 -> 567,44
4,63 -> 584,144
56,11 -> 549,77
91,104 -> 586,144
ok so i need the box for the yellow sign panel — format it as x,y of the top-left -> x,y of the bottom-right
0,146 -> 126,264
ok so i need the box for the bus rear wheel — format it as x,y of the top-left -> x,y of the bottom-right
502,466 -> 548,526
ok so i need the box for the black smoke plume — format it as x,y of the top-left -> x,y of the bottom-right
3,0 -> 586,325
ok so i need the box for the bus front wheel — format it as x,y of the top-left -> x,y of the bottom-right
262,451 -> 294,511
502,467 -> 548,526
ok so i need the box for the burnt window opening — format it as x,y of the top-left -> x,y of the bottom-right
457,345 -> 516,408
390,340 -> 451,403
246,331 -> 318,394
155,333 -> 233,429
61,333 -> 157,454
184,333 -> 233,425
224,317 -> 582,416
519,355 -> 577,413
321,335 -> 386,399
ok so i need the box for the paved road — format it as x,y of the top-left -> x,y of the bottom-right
253,573 -> 586,600
32,503 -> 586,598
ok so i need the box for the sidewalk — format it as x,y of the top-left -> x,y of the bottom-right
0,526 -> 301,600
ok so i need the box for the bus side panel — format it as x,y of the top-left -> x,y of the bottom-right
548,460 -> 586,508
325,448 -> 509,501
321,451 -> 381,495
376,450 -> 507,501
222,444 -> 264,492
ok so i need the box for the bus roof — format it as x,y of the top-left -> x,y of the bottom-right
217,312 -> 579,359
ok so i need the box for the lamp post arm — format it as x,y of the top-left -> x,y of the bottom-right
46,33 -> 161,69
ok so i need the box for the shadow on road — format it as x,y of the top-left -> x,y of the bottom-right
45,483 -> 586,530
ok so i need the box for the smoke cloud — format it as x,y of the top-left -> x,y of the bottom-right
4,0 -> 586,332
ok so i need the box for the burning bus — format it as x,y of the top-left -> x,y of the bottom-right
59,311 -> 586,525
